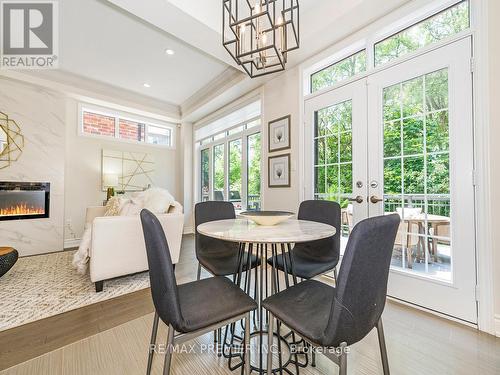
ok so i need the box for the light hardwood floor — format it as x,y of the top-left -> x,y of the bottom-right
1,235 -> 500,375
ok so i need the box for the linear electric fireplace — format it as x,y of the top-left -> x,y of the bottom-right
0,182 -> 50,221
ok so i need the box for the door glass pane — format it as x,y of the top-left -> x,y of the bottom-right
314,100 -> 353,249
201,149 -> 210,202
383,68 -> 451,282
247,133 -> 261,211
229,139 -> 242,210
213,144 -> 225,201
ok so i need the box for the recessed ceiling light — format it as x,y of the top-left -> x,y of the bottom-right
143,83 -> 151,88
165,49 -> 175,55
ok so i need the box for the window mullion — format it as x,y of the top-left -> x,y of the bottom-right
115,116 -> 119,139
224,140 -> 229,201
242,135 -> 249,210
209,146 -> 214,201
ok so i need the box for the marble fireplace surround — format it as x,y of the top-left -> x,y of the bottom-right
0,79 -> 65,256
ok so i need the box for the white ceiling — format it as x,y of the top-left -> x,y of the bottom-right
57,0 -> 229,106
166,0 -> 365,35
18,0 -> 412,119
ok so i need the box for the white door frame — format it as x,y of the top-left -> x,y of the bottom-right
301,35 -> 480,326
298,0 -> 495,334
367,37 -> 476,323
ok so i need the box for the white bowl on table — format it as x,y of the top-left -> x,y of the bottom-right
239,211 -> 294,226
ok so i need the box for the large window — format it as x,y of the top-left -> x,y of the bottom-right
375,1 -> 469,66
228,139 -> 242,209
198,119 -> 261,211
247,133 -> 262,211
80,105 -> 174,147
213,144 -> 225,200
201,149 -> 210,202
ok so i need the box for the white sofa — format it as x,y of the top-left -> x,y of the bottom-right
85,202 -> 184,292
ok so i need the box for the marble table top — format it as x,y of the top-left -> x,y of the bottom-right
197,218 -> 336,244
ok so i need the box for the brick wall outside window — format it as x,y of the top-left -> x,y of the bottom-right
81,107 -> 173,147
83,112 -> 116,137
119,119 -> 145,141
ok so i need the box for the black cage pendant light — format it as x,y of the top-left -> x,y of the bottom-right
223,0 -> 300,78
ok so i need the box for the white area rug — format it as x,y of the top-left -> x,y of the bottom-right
0,250 -> 150,332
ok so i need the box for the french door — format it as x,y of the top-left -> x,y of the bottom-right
304,37 -> 477,323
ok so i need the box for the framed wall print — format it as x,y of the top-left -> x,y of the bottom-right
268,115 -> 291,152
268,154 -> 291,188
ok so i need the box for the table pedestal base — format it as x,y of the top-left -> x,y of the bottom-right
221,242 -> 308,374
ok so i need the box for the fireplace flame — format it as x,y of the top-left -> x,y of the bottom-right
0,203 -> 45,216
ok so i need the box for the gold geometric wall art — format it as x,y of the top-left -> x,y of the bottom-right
101,149 -> 155,192
0,111 -> 25,170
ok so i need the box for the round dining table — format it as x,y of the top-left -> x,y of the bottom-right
197,218 -> 336,374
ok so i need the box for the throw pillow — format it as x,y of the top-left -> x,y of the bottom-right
104,197 -> 122,216
142,187 -> 175,213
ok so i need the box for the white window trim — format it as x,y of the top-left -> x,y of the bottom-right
78,102 -> 177,150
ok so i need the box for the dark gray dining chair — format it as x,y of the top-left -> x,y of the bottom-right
267,200 -> 341,280
264,214 -> 400,375
195,201 -> 260,279
140,209 -> 257,375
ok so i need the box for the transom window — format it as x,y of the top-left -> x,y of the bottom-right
308,1 -> 470,94
311,50 -> 367,93
375,1 -> 469,66
80,105 -> 174,147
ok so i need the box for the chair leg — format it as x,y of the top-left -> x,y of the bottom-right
197,263 -> 201,280
339,342 -> 348,375
146,312 -> 160,375
244,313 -> 251,375
267,313 -> 274,375
163,325 -> 175,375
376,318 -> 390,375
95,281 -> 104,293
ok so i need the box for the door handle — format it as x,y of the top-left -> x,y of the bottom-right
348,196 -> 364,204
370,195 -> 384,204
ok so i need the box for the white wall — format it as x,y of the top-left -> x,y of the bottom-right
0,78 -> 65,256
487,0 -> 500,335
64,98 -> 181,243
0,75 -> 182,252
261,67 -> 302,212
179,122 -> 194,233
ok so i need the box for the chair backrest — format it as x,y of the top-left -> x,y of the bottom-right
322,214 -> 400,347
294,200 -> 341,262
140,209 -> 186,332
214,191 -> 224,201
195,201 -> 236,258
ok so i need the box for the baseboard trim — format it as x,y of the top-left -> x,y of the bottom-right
386,296 -> 478,330
495,314 -> 500,337
64,238 -> 81,249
